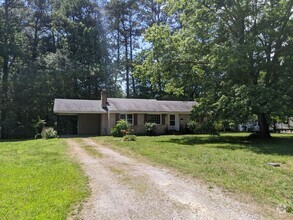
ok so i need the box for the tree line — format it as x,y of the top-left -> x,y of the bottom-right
1,0 -> 292,138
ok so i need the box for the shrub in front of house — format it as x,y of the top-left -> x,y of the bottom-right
145,122 -> 156,136
41,127 -> 58,139
187,120 -> 201,133
187,120 -> 221,136
123,134 -> 136,141
111,119 -> 131,137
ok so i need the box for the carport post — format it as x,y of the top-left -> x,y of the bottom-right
54,115 -> 58,132
108,111 -> 111,135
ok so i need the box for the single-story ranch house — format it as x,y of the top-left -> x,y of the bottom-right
53,91 -> 197,135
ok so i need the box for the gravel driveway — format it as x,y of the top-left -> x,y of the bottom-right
67,138 -> 265,220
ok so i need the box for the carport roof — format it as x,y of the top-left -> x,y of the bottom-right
54,99 -> 106,114
54,98 -> 197,114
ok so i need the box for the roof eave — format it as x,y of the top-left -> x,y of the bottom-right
108,110 -> 192,114
54,111 -> 106,114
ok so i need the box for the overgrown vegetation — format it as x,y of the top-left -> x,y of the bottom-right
94,133 -> 293,213
0,139 -> 89,219
41,127 -> 58,139
33,117 -> 46,139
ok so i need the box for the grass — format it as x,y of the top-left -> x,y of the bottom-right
94,133 -> 293,213
0,139 -> 89,219
109,166 -> 124,174
82,145 -> 103,158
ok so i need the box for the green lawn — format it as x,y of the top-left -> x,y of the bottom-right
94,133 -> 293,213
0,139 -> 89,219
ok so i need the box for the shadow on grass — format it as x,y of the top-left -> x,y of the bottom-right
0,139 -> 35,143
158,135 -> 293,156
0,135 -> 97,143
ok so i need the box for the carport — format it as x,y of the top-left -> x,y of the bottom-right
54,99 -> 107,136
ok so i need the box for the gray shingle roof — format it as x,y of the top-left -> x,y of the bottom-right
54,99 -> 106,114
54,98 -> 197,114
107,98 -> 197,113
156,100 -> 197,112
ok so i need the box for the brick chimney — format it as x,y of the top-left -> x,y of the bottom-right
101,90 -> 108,108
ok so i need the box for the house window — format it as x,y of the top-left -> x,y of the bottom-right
127,114 -> 133,124
120,114 -> 133,125
120,114 -> 126,120
147,114 -> 161,124
170,115 -> 175,126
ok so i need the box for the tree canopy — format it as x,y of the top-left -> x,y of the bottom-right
135,0 -> 293,138
0,0 -> 112,138
0,0 -> 292,138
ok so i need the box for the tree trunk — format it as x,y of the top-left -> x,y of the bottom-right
114,29 -> 120,97
1,1 -> 10,138
1,55 -> 9,138
258,113 -> 271,139
124,34 -> 130,98
32,18 -> 39,60
129,14 -> 136,97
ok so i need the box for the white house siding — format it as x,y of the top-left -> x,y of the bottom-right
77,113 -> 192,135
109,113 -> 117,130
115,113 -> 167,135
133,114 -> 146,134
107,113 -> 183,135
134,114 -> 168,135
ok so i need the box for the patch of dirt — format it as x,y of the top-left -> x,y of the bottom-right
67,138 -> 271,220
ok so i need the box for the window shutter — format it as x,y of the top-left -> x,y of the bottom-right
162,114 -> 166,125
134,114 -> 138,126
144,114 -> 148,123
116,113 -> 120,122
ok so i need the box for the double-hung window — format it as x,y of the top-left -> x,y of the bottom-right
120,114 -> 133,125
169,115 -> 175,126
147,114 -> 161,125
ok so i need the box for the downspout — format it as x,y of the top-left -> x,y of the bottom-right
77,115 -> 80,135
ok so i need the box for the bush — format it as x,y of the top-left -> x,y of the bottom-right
123,135 -> 136,141
187,120 -> 201,133
41,127 -> 58,139
213,121 -> 224,131
111,120 -> 131,137
145,122 -> 156,136
33,117 -> 46,138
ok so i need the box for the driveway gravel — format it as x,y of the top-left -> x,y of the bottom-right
67,138 -> 266,220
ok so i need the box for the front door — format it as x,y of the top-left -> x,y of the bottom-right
168,114 -> 179,131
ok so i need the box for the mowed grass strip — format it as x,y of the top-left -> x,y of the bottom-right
82,145 -> 103,158
94,133 -> 293,212
0,139 -> 89,219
